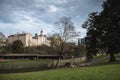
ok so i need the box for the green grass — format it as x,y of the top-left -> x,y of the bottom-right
0,54 -> 120,80
0,61 -> 120,80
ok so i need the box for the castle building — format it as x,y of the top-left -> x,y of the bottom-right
0,32 -> 6,42
0,32 -> 6,47
7,30 -> 51,47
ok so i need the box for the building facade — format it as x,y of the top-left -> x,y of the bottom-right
0,32 -> 6,47
0,32 -> 6,42
7,31 -> 51,47
78,38 -> 86,46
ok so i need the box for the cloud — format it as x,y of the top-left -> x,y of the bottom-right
0,19 -> 53,37
0,9 -> 53,36
0,0 -> 104,38
48,5 -> 57,13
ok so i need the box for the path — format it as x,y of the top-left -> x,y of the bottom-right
79,56 -> 109,67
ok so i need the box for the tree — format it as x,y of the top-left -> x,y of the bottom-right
82,12 -> 100,61
11,40 -> 24,53
54,16 -> 79,42
100,0 -> 120,61
0,44 -> 12,53
52,16 -> 80,67
0,39 -> 9,53
50,36 -> 77,56
82,0 -> 120,61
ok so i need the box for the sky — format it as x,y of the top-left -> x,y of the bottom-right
0,0 -> 104,38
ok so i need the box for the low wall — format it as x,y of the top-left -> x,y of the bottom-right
0,59 -> 52,70
52,57 -> 86,67
0,57 -> 86,72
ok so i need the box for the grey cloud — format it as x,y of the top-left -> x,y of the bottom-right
0,0 -> 104,37
0,0 -> 104,24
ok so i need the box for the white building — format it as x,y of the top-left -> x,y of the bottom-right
0,32 -> 6,42
7,30 -> 51,47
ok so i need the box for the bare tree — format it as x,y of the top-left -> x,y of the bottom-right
52,16 -> 80,67
54,16 -> 78,42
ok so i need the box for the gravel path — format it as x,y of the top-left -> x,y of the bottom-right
79,56 -> 109,67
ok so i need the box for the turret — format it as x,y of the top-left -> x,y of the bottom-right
40,30 -> 43,36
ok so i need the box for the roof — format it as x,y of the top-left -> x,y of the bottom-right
0,53 -> 60,57
0,54 -> 39,56
8,33 -> 27,37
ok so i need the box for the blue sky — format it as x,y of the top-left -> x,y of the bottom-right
0,0 -> 104,38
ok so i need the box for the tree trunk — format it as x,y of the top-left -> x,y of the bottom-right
109,53 -> 116,62
86,52 -> 93,62
55,57 -> 60,68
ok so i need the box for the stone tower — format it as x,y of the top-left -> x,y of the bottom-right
40,30 -> 43,36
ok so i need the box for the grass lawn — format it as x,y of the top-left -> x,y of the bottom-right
0,54 -> 120,80
0,61 -> 120,80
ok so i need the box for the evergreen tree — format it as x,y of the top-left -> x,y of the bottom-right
101,0 -> 120,61
82,0 -> 120,61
